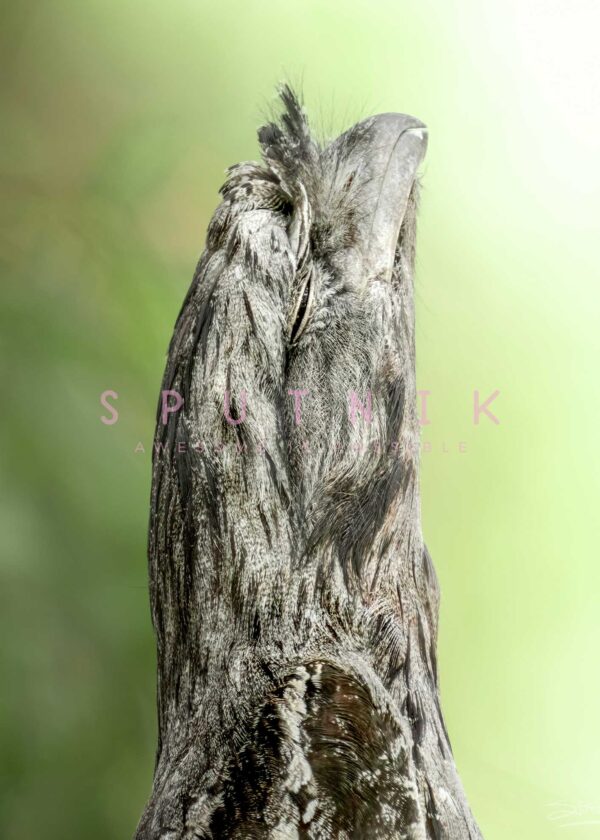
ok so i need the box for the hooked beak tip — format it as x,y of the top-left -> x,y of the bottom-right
361,114 -> 428,283
324,111 -> 428,285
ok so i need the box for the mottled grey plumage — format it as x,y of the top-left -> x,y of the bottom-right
135,87 -> 482,839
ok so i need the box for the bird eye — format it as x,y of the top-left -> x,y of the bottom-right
287,267 -> 314,345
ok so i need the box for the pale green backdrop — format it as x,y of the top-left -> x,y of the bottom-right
1,1 -> 599,838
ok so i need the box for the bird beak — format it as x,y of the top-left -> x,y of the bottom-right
330,113 -> 428,284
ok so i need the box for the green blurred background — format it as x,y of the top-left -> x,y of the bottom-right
1,0 -> 599,837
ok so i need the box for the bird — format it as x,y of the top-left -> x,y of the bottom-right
135,86 -> 482,840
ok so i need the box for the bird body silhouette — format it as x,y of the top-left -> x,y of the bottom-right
135,87 -> 482,840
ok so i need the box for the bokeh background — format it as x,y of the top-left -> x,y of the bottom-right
2,1 -> 599,837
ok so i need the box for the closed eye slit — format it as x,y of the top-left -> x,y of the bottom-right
287,265 -> 315,345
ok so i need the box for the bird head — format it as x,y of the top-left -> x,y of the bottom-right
150,83 -> 429,705
239,87 -> 428,590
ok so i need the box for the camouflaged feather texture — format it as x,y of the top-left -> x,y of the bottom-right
135,87 -> 482,840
